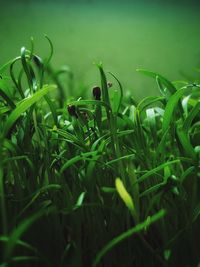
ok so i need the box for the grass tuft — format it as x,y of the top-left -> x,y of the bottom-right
0,39 -> 200,267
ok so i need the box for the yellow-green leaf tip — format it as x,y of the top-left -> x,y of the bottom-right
115,177 -> 135,214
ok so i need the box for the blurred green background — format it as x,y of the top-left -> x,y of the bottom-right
1,0 -> 200,98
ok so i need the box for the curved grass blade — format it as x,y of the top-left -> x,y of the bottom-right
108,72 -> 123,114
0,236 -> 38,254
136,160 -> 180,184
60,151 -> 98,174
3,84 -> 56,137
44,95 -> 58,126
180,166 -> 195,182
176,123 -> 196,160
183,102 -> 200,132
136,69 -> 176,95
10,57 -> 25,98
106,154 -> 135,166
4,207 -> 54,260
156,76 -> 171,99
137,96 -> 164,112
52,127 -> 86,150
17,184 -> 61,218
44,35 -> 54,66
92,209 -> 166,267
97,63 -> 110,107
162,87 -> 189,133
21,47 -> 33,91
140,181 -> 166,197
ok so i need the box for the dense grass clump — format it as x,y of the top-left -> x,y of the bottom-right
0,39 -> 200,267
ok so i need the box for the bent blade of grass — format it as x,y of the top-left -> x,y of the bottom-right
44,95 -> 58,126
3,84 -> 56,137
0,59 -> 16,74
137,96 -> 164,112
44,35 -> 54,67
52,128 -> 86,150
92,209 -> 166,267
176,123 -> 196,160
21,47 -> 33,91
4,207 -> 54,260
9,56 -> 25,99
116,129 -> 135,138
140,181 -> 166,197
155,128 -> 169,159
97,63 -> 110,107
183,102 -> 200,132
162,87 -> 189,133
17,184 -> 61,218
0,236 -> 38,254
108,72 -> 123,114
156,76 -> 171,98
180,166 -> 195,182
28,63 -> 37,91
60,151 -> 98,174
136,68 -> 176,95
136,160 -> 180,184
106,154 -> 135,166
98,64 -> 126,181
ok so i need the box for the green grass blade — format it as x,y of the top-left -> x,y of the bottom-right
44,95 -> 58,126
183,102 -> 200,132
137,96 -> 164,112
162,88 -> 188,133
176,124 -> 196,160
44,35 -> 54,66
92,209 -> 166,267
136,68 -> 176,95
21,47 -> 33,91
108,72 -> 123,114
137,160 -> 180,184
60,151 -> 98,174
3,84 -> 56,137
4,208 -> 53,260
98,64 -> 110,107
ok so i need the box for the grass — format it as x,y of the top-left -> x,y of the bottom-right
0,38 -> 200,267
